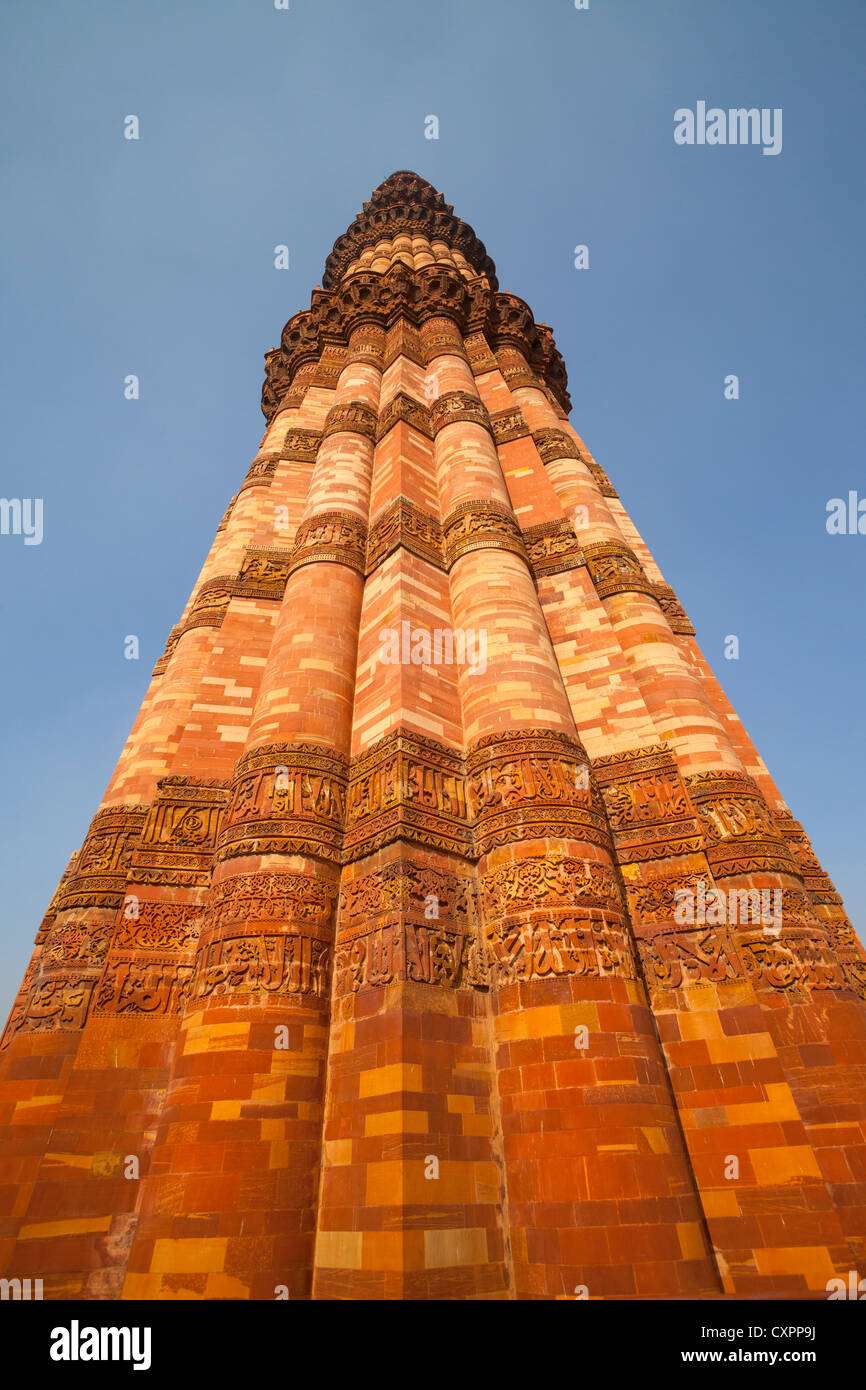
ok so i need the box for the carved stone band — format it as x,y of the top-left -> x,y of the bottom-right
365,496 -> 444,574
344,727 -> 471,862
522,518 -> 585,579
430,389 -> 493,438
376,390 -> 433,441
654,583 -> 695,636
321,400 -> 378,442
217,743 -> 349,865
592,743 -> 704,865
490,408 -> 532,445
583,540 -> 656,601
467,729 -> 608,857
684,770 -> 800,880
532,428 -> 582,464
288,511 -> 368,578
335,858 -> 484,994
56,805 -> 149,911
442,500 -> 527,570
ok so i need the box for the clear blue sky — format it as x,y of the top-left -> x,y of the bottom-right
1,0 -> 864,1020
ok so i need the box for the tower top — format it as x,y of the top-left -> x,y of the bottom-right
262,170 -> 572,420
322,170 -> 498,291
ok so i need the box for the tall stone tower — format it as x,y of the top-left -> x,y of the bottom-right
1,172 -> 864,1302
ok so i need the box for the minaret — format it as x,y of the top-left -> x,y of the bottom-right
1,172 -> 864,1301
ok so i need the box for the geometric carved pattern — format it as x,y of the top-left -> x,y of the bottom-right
55,806 -> 149,911
430,389 -> 494,439
321,401 -> 378,442
376,390 -> 433,441
129,777 -> 230,889
489,407 -> 531,445
189,871 -> 335,1005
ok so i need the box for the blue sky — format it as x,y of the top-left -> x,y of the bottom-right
1,0 -> 864,1019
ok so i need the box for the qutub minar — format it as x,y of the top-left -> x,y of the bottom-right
2,172 -> 865,1302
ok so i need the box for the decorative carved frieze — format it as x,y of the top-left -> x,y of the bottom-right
190,931 -> 330,1004
264,268 -> 570,423
442,499 -> 527,570
280,427 -> 323,463
485,913 -> 636,988
312,344 -> 348,387
235,546 -> 293,599
185,576 -> 236,629
421,322 -> 470,364
384,318 -> 425,370
205,869 -> 334,932
1,975 -> 97,1046
376,390 -> 433,441
583,541 -> 656,601
335,859 -> 484,994
288,510 -> 368,578
654,583 -> 695,636
112,901 -> 202,953
365,496 -> 444,574
684,771 -> 799,880
93,957 -> 194,1018
56,806 -> 149,911
344,326 -> 386,368
592,745 -> 704,864
183,869 -> 336,1006
129,777 -> 230,890
586,460 -> 618,498
239,454 -> 280,494
216,495 -> 237,532
217,743 -> 349,865
532,428 -> 582,465
521,518 -> 585,579
429,389 -> 493,439
39,917 -> 114,969
467,730 -> 608,857
638,923 -> 861,998
775,811 -> 845,902
321,400 -> 378,442
492,348 -> 537,394
464,331 -> 499,376
481,856 -> 623,918
152,626 -> 182,676
344,728 -> 471,861
489,408 -> 531,445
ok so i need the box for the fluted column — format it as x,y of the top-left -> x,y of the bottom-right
428,340 -> 718,1299
510,366 -> 866,1292
122,327 -> 380,1299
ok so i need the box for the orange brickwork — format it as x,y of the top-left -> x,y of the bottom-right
1,172 -> 864,1300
